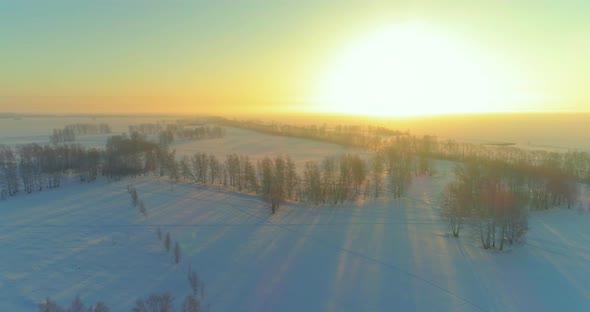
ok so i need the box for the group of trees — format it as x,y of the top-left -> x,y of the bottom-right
49,123 -> 111,144
301,154 -> 367,205
38,295 -> 108,312
128,122 -> 224,147
175,149 -> 421,213
156,227 -> 182,264
130,267 -> 205,312
442,153 -> 579,250
442,160 -> 532,249
0,130 -> 181,199
178,153 -> 298,213
0,144 -> 101,198
103,132 -> 176,179
225,118 -> 590,186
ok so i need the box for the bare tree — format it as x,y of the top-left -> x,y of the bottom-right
131,189 -> 139,207
146,293 -> 174,312
165,232 -> 172,252
187,266 -> 204,298
87,302 -> 109,312
38,298 -> 64,312
303,161 -> 322,204
67,295 -> 84,312
174,242 -> 182,264
441,182 -> 468,237
138,200 -> 147,217
182,295 -> 201,312
132,299 -> 146,312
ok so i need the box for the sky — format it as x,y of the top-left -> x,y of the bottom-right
1,0 -> 589,115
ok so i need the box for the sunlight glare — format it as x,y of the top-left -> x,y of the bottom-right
313,22 -> 527,117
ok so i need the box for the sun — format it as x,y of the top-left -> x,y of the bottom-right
311,22 -> 526,117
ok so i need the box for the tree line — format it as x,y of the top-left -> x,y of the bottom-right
1,127 -> 434,208
129,122 -> 224,147
223,118 -> 588,202
0,131 -> 176,199
175,145 -> 430,212
50,123 -> 112,144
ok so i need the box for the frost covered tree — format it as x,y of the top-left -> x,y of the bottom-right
165,232 -> 172,252
133,292 -> 174,312
138,200 -> 148,217
182,295 -> 200,312
441,182 -> 469,237
174,242 -> 181,264
258,156 -> 283,213
38,298 -> 64,312
303,161 -> 322,204
208,154 -> 220,184
370,155 -> 384,198
67,295 -> 84,312
132,299 -> 146,312
130,189 -> 139,207
187,266 -> 204,298
184,266 -> 205,312
87,302 -> 109,312
147,293 -> 174,312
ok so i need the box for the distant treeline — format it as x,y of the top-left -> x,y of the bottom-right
218,118 -> 406,150
222,118 -> 590,184
129,122 -> 224,146
50,123 -> 112,143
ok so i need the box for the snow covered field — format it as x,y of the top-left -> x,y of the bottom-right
1,117 -> 590,311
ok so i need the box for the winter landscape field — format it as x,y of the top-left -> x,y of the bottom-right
3,1 -> 590,311
1,116 -> 590,311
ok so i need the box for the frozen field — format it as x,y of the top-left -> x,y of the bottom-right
1,170 -> 590,310
1,117 -> 590,311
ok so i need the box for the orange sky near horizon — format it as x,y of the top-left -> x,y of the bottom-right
1,1 -> 589,116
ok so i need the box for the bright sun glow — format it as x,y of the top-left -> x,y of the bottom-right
312,22 -> 529,117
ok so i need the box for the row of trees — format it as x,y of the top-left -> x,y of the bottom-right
49,123 -> 111,144
224,118 -> 590,185
218,118 -> 406,150
39,267 -> 206,312
128,122 -> 224,147
0,144 -> 101,198
175,149 -> 425,213
38,295 -> 108,312
1,132 -> 177,198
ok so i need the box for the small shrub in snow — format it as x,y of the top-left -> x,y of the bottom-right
138,200 -> 148,217
131,189 -> 139,207
38,298 -> 64,312
132,299 -> 146,312
165,232 -> 171,252
87,302 -> 109,312
147,292 -> 175,312
182,295 -> 200,312
68,295 -> 84,312
174,242 -> 182,264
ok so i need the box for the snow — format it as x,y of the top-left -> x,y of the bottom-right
1,117 -> 590,311
171,126 -> 363,170
2,172 -> 590,310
